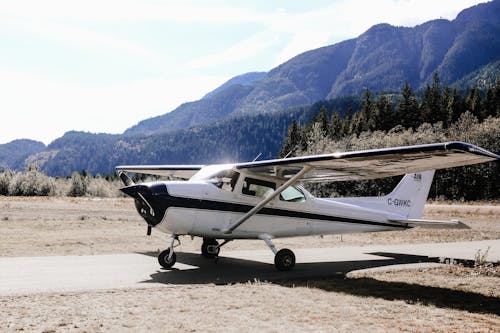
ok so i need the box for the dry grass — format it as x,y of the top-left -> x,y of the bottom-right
1,272 -> 499,333
1,197 -> 499,257
0,197 -> 499,332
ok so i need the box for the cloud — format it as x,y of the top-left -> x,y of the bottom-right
5,19 -> 162,65
186,31 -> 279,70
0,0 -> 264,23
182,0 -> 487,70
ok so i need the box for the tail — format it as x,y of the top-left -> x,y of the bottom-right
385,170 -> 435,219
333,170 -> 435,219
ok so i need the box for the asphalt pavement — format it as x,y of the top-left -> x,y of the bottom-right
0,239 -> 498,296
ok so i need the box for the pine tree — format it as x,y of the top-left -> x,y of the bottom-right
396,83 -> 419,129
329,110 -> 342,139
421,73 -> 442,124
465,87 -> 482,120
375,94 -> 395,130
316,106 -> 330,135
279,120 -> 303,158
360,89 -> 375,131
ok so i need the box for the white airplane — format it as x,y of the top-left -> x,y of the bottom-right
116,141 -> 499,271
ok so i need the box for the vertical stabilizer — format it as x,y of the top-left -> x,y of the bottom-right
386,170 -> 435,219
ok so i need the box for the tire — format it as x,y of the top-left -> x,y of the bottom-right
201,239 -> 220,258
158,249 -> 176,269
274,249 -> 295,271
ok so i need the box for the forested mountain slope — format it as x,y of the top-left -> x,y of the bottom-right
126,0 -> 500,135
0,140 -> 45,171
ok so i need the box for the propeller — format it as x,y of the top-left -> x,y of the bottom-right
118,171 -> 152,236
118,170 -> 135,186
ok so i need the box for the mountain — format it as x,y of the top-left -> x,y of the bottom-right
23,96 -> 360,176
0,139 -> 46,171
126,0 -> 500,136
125,72 -> 266,136
202,72 -> 266,99
452,59 -> 500,89
3,0 -> 500,176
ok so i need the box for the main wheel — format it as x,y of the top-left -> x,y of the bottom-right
274,249 -> 295,271
201,239 -> 220,258
158,249 -> 176,269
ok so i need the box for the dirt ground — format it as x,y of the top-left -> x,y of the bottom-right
0,197 -> 499,332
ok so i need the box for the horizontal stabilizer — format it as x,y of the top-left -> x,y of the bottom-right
389,218 -> 470,229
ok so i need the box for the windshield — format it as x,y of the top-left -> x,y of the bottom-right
190,165 -> 239,191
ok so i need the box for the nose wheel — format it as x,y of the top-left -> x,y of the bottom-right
158,248 -> 176,269
158,235 -> 179,269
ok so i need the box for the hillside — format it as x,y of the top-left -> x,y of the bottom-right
23,97 -> 360,176
202,72 -> 266,100
126,0 -> 500,136
2,1 -> 500,177
0,139 -> 45,171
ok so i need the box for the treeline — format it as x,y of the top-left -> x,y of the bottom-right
32,96 -> 361,177
0,166 -> 123,197
280,76 -> 500,200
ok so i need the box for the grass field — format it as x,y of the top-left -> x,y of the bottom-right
0,197 -> 499,332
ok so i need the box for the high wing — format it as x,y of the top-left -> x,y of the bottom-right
115,165 -> 203,180
235,141 -> 499,182
115,142 -> 498,182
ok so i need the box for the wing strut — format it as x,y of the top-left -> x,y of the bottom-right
221,165 -> 311,234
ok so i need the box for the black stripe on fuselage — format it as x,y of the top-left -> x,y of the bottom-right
159,194 -> 408,230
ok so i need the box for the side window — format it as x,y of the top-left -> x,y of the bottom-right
242,177 -> 276,198
207,170 -> 240,191
280,186 -> 306,202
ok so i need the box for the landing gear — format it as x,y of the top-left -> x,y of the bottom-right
201,238 -> 220,258
158,248 -> 176,269
274,249 -> 295,271
158,235 -> 179,269
262,236 -> 296,271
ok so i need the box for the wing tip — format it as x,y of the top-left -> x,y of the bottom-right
445,141 -> 500,160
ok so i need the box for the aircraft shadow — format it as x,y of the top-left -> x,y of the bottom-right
274,274 -> 499,316
139,251 -> 445,286
141,251 -> 499,316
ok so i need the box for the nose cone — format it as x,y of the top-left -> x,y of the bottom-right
120,183 -> 170,226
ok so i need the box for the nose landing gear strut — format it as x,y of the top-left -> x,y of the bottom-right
158,235 -> 179,269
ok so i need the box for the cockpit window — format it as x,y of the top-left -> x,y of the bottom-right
206,170 -> 240,191
280,186 -> 306,202
242,177 -> 276,198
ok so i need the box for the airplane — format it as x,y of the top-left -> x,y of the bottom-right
116,141 -> 499,271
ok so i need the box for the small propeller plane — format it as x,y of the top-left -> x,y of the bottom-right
116,141 -> 499,271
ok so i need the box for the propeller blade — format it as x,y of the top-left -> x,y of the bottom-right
118,170 -> 135,186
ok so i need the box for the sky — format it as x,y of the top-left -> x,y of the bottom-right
0,0 -> 488,145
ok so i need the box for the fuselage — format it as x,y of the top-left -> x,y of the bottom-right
122,165 -> 408,239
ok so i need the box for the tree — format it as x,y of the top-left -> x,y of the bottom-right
0,169 -> 15,195
8,168 -> 53,196
421,72 -> 442,124
375,94 -> 395,131
360,89 -> 376,131
465,87 -> 482,120
68,172 -> 88,197
311,106 -> 329,136
396,83 -> 420,129
329,110 -> 343,140
279,120 -> 303,158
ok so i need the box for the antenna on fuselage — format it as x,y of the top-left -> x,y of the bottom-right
252,153 -> 262,162
283,150 -> 293,159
